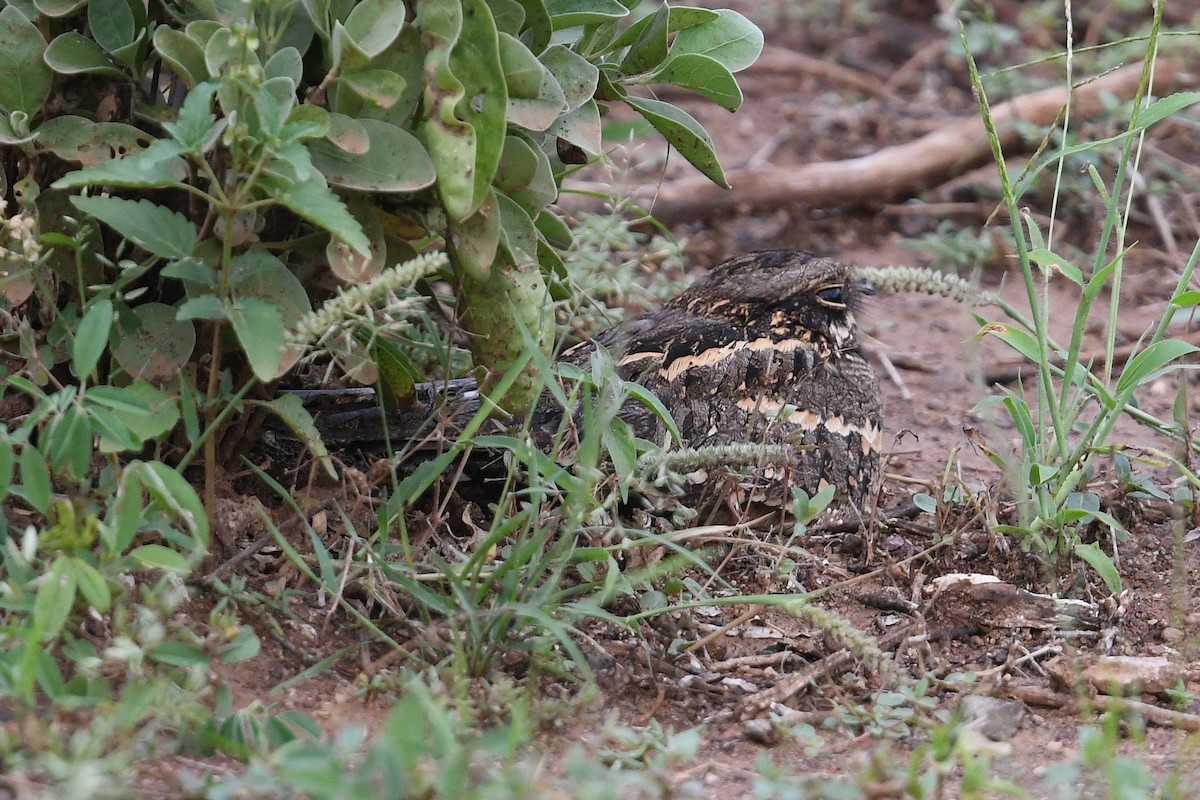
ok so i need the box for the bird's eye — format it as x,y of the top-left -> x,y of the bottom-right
815,284 -> 846,308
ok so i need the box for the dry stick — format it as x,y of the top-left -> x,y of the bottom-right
751,46 -> 901,100
569,61 -> 1179,227
1008,684 -> 1200,732
737,625 -> 915,720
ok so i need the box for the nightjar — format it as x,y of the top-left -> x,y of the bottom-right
292,250 -> 884,522
541,250 -> 884,519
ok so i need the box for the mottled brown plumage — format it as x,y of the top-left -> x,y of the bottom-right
541,250 -> 883,518
291,250 -> 883,522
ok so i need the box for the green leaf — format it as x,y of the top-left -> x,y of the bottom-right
228,296 -> 286,381
651,53 -> 741,111
53,139 -> 189,189
0,5 -> 53,117
669,8 -> 762,72
163,81 -> 219,153
111,302 -> 196,381
36,116 -> 154,166
1026,247 -> 1084,287
73,298 -> 113,380
267,174 -> 371,256
176,294 -> 227,320
71,556 -> 112,612
105,468 -> 144,553
0,438 -> 13,505
342,0 -> 407,58
265,46 -> 304,83
219,627 -> 261,663
417,0 -> 508,220
230,251 -> 312,322
496,191 -> 537,263
625,96 -> 728,188
71,196 -> 198,260
1136,91 -> 1200,130
546,99 -> 600,154
129,544 -> 192,574
153,26 -> 209,85
18,444 -> 51,513
33,0 -> 87,17
256,393 -> 337,479
1073,541 -> 1122,595
495,133 -> 556,214
150,640 -> 208,667
43,32 -> 126,78
543,0 -> 627,27
88,0 -> 138,54
309,118 -> 436,192
340,69 -> 406,108
89,381 -> 179,450
913,493 -> 937,513
1116,339 -> 1199,396
499,33 -> 566,131
1171,290 -> 1200,308
137,460 -> 209,550
620,1 -> 668,75
34,555 -> 77,641
539,44 -> 598,112
45,405 -> 91,479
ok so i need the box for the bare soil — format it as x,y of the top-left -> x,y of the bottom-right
190,2 -> 1200,797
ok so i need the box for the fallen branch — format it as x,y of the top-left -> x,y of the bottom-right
568,61 -> 1178,227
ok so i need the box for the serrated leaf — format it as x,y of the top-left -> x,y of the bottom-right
73,298 -> 113,380
0,5 -> 53,117
71,196 -> 198,259
651,52 -> 741,111
163,81 -> 219,153
625,95 -> 727,188
265,174 -> 371,256
52,139 -> 189,189
43,32 -> 126,78
309,118 -> 436,192
669,8 -> 762,72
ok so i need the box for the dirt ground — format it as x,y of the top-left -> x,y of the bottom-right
195,2 -> 1200,797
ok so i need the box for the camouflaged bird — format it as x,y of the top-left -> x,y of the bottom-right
537,250 -> 884,520
294,250 -> 883,521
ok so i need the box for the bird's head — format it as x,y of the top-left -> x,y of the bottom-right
669,251 -> 872,351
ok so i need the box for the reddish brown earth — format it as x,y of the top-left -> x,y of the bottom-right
184,2 -> 1200,797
